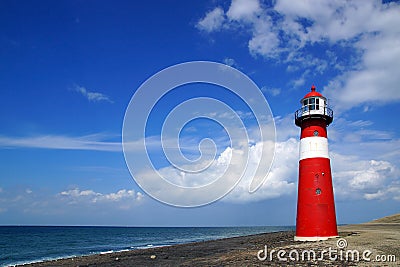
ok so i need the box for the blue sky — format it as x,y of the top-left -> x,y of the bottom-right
0,0 -> 399,226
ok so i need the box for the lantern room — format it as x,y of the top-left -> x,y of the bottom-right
295,85 -> 333,127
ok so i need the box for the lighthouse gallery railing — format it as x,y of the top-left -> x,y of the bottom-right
295,107 -> 333,126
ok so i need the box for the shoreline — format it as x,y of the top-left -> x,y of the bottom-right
6,226 -> 293,267
11,244 -> 173,267
22,231 -> 295,266
19,221 -> 400,266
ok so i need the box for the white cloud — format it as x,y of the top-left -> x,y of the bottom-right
197,0 -> 262,33
222,57 -> 240,69
273,0 -> 382,43
198,0 -> 400,110
248,28 -> 280,58
59,188 -> 143,206
329,117 -> 397,155
73,84 -> 113,103
4,120 -> 388,207
130,116 -> 292,204
155,146 -> 233,188
126,113 -> 399,204
0,132 -> 210,155
324,116 -> 400,201
205,110 -> 254,121
291,71 -> 307,88
274,115 -> 298,141
232,114 -> 399,203
0,133 -> 121,151
261,86 -> 281,96
364,186 -> 400,201
223,138 -> 298,203
60,188 -> 99,198
324,29 -> 400,110
196,7 -> 226,32
135,139 -> 283,204
226,0 -> 261,22
348,160 -> 393,190
0,187 -> 145,215
331,154 -> 399,201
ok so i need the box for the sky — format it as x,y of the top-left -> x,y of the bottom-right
0,0 -> 399,226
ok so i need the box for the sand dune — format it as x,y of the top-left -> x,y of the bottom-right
367,213 -> 400,224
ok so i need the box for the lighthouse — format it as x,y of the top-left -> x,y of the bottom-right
294,85 -> 338,241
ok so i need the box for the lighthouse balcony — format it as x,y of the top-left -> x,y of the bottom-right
295,107 -> 333,126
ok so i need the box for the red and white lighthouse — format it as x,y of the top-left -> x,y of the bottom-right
294,85 -> 338,241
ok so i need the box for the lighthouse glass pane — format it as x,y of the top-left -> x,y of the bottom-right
309,98 -> 315,110
303,99 -> 308,112
316,98 -> 319,110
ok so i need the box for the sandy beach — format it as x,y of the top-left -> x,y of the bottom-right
25,214 -> 399,267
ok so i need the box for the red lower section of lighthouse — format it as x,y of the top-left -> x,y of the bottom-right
295,157 -> 338,241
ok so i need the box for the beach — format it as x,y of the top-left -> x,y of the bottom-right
24,214 -> 399,267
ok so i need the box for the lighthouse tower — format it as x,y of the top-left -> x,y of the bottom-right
294,85 -> 338,241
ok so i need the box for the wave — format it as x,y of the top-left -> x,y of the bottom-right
3,255 -> 78,267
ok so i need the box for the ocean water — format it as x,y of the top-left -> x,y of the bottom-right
0,226 -> 294,266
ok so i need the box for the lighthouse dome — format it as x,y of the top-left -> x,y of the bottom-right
302,85 -> 324,99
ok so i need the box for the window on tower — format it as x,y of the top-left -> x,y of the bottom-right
309,98 -> 315,110
303,97 -> 327,113
316,188 -> 322,195
303,97 -> 325,113
303,99 -> 308,112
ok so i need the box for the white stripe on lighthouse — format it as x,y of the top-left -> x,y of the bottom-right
299,137 -> 329,160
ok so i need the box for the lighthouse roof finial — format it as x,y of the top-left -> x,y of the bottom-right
302,84 -> 324,99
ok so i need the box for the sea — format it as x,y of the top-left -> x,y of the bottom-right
0,225 -> 294,266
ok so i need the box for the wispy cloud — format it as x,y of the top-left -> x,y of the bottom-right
222,57 -> 241,69
0,133 -> 222,154
261,86 -> 281,97
0,133 -> 121,152
73,84 -> 113,103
